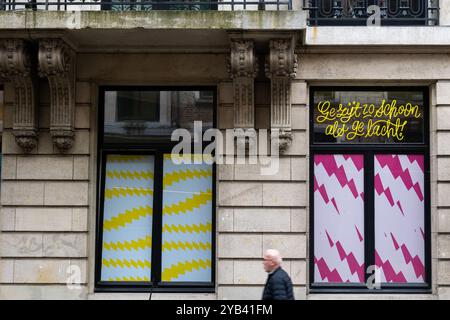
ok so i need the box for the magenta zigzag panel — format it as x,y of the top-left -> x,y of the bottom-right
374,154 -> 425,283
314,154 -> 365,283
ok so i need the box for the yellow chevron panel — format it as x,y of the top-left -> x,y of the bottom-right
163,189 -> 212,216
102,258 -> 151,269
163,168 -> 212,188
108,155 -> 148,163
163,222 -> 212,234
104,187 -> 154,200
103,236 -> 152,251
106,170 -> 154,181
103,205 -> 153,231
164,154 -> 212,163
108,276 -> 150,282
162,259 -> 211,282
162,240 -> 211,252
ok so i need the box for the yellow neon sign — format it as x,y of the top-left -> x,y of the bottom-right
315,99 -> 422,142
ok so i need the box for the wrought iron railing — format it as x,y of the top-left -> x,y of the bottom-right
0,0 -> 292,11
303,0 -> 439,25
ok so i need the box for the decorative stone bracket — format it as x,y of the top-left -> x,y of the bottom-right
38,39 -> 76,152
265,39 -> 298,154
228,39 -> 259,150
0,39 -> 39,153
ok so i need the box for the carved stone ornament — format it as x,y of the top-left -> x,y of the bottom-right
265,39 -> 298,154
228,39 -> 259,79
228,39 -> 259,153
228,39 -> 258,129
265,39 -> 298,79
0,39 -> 38,153
38,39 -> 76,152
277,128 -> 293,153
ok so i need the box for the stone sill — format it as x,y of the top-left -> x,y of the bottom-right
88,292 -> 217,300
307,293 -> 436,300
306,26 -> 450,46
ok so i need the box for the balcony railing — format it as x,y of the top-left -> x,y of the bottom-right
303,0 -> 439,26
0,0 -> 292,11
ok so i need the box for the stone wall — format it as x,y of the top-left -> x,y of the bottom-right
79,53 -> 228,300
295,54 -> 446,300
216,80 -> 308,300
0,79 -> 90,299
434,81 -> 450,300
1,50 -> 450,299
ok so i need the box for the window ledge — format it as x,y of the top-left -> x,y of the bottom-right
307,292 -> 435,300
88,292 -> 217,300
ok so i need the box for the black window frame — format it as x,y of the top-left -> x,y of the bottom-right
309,86 -> 431,294
0,84 -> 3,181
95,86 -> 217,293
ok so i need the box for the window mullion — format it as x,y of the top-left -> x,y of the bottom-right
95,149 -> 108,285
424,149 -> 432,286
364,150 -> 375,286
151,151 -> 164,286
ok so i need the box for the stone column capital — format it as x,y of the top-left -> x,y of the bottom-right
38,39 -> 73,77
228,39 -> 259,79
265,39 -> 298,80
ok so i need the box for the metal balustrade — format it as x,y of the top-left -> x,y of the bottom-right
0,0 -> 292,11
303,0 -> 439,25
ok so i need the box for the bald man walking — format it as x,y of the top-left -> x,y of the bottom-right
262,249 -> 295,300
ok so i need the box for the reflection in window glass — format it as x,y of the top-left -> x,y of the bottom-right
100,154 -> 154,282
116,91 -> 160,122
104,90 -> 214,144
374,154 -> 425,283
161,154 -> 213,283
313,90 -> 425,144
314,154 -> 365,283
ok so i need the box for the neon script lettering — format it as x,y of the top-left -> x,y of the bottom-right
316,99 -> 421,142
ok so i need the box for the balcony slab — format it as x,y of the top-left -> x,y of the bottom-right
0,10 -> 307,30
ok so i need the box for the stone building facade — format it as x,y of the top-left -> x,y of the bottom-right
0,1 -> 450,300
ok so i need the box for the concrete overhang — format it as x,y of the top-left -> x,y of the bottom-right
0,10 -> 308,30
0,10 -> 307,52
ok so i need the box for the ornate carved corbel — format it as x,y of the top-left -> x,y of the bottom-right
265,39 -> 298,153
228,39 -> 258,151
0,39 -> 38,153
38,39 -> 76,152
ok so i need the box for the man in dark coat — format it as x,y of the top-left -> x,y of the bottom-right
262,249 -> 295,300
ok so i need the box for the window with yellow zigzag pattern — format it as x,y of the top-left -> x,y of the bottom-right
98,153 -> 213,286
98,88 -> 215,291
